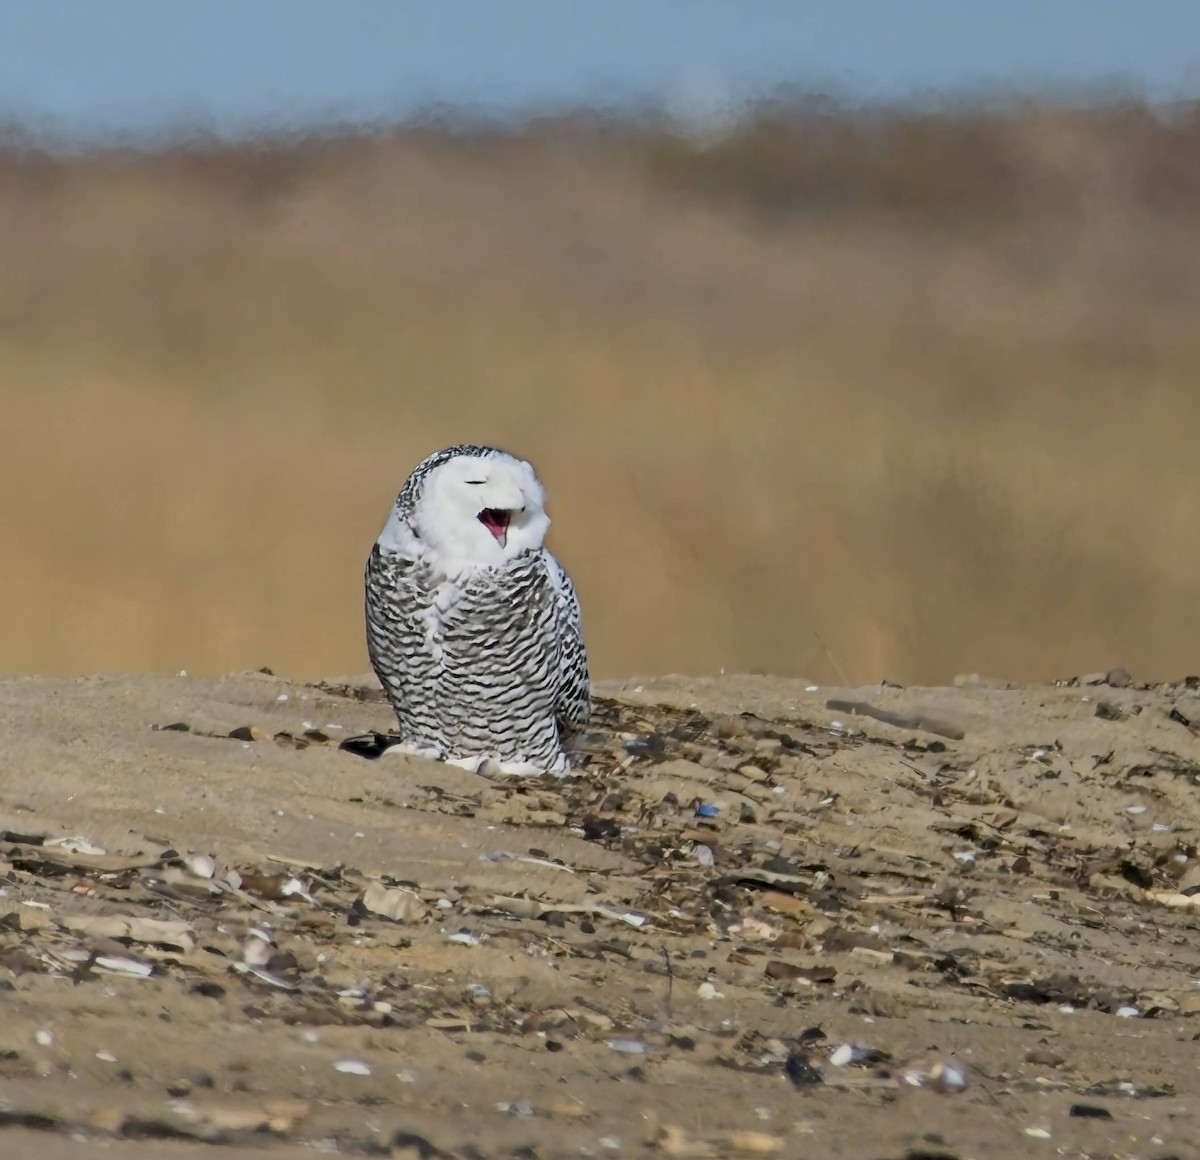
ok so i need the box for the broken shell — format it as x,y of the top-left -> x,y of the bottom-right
360,882 -> 426,923
927,1061 -> 968,1093
242,938 -> 275,969
829,1043 -> 860,1067
232,962 -> 298,990
95,955 -> 154,979
183,853 -> 216,879
281,877 -> 313,900
605,1039 -> 648,1054
46,836 -> 106,856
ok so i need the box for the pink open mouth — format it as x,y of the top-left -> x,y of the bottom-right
478,508 -> 510,547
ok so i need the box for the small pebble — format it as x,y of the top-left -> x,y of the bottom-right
606,1039 -> 648,1054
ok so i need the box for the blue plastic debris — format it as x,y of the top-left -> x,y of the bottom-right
695,803 -> 720,818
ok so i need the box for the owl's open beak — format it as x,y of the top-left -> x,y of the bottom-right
478,508 -> 510,547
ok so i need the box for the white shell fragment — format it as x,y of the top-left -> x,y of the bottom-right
829,1043 -> 858,1067
183,853 -> 216,879
928,1061 -> 968,1093
902,1060 -> 969,1093
281,877 -> 314,901
612,908 -> 648,928
333,1060 -> 372,1076
605,1039 -> 648,1054
232,962 -> 298,990
241,937 -> 275,968
95,955 -> 154,979
482,851 -> 577,873
46,836 -> 106,856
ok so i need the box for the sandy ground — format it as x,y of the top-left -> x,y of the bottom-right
2,668 -> 1200,1159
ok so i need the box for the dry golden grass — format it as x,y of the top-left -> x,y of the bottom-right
4,99 -> 1200,685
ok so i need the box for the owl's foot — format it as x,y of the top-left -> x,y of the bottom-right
450,753 -> 572,779
380,740 -> 444,761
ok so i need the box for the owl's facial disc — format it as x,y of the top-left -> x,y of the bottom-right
478,508 -> 510,547
406,452 -> 549,569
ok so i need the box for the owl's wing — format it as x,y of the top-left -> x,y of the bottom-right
544,552 -> 591,735
364,543 -> 417,713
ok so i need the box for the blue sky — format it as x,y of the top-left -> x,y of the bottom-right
2,1 -> 1198,139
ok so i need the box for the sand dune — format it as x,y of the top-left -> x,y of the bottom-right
2,666 -> 1200,1155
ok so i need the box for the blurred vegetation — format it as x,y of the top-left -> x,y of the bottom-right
3,92 -> 1200,685
645,95 -> 1200,226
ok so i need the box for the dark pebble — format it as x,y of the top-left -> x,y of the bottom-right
785,1050 -> 823,1087
390,1130 -> 441,1159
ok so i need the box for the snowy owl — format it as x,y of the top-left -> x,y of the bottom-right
364,444 -> 590,776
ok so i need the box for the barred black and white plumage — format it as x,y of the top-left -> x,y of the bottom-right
364,444 -> 590,776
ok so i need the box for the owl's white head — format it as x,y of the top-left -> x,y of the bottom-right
379,448 -> 552,575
